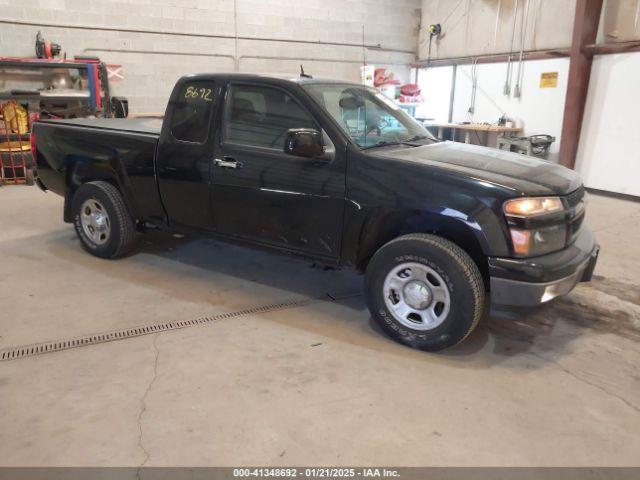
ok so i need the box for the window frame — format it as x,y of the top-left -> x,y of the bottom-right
169,80 -> 218,145
221,81 -> 321,153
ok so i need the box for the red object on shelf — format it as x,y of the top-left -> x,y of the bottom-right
400,84 -> 421,96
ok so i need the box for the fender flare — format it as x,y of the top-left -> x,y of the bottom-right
352,207 -> 509,280
63,156 -> 139,223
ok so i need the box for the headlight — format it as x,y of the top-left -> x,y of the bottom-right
503,196 -> 564,217
509,225 -> 567,257
504,196 -> 567,257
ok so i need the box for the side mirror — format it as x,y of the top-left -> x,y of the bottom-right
284,128 -> 323,158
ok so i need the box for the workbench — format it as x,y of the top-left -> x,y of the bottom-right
425,122 -> 522,146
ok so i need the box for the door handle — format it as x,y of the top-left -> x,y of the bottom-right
213,156 -> 242,169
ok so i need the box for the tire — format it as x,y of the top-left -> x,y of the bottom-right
71,181 -> 139,259
364,233 -> 485,351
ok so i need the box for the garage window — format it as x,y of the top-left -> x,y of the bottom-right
170,81 -> 216,143
224,84 -> 316,149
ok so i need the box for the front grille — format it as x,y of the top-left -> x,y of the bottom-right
565,186 -> 585,208
565,187 -> 586,245
568,210 -> 585,243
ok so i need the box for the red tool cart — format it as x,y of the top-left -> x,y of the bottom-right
0,33 -> 128,185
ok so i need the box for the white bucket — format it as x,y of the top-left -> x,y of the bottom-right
360,65 -> 375,86
380,84 -> 397,99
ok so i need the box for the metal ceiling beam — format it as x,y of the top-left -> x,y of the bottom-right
412,48 -> 570,68
559,0 -> 604,170
586,40 -> 640,55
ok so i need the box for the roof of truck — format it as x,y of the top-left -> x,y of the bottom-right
35,74 -> 360,135
180,72 -> 359,86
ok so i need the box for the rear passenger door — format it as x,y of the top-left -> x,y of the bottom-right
210,82 -> 346,259
156,79 -> 219,230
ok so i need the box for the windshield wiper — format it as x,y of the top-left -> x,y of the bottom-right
403,134 -> 431,143
361,135 -> 432,151
360,140 -> 405,151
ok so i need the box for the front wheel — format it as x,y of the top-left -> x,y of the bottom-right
365,233 -> 485,351
71,181 -> 139,259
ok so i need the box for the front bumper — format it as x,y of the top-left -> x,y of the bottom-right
489,228 -> 599,306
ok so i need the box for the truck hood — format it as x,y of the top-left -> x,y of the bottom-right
373,141 -> 582,196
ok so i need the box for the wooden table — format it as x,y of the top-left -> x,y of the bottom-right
426,123 -> 522,146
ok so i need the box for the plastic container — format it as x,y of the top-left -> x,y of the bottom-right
360,65 -> 375,86
380,84 -> 397,99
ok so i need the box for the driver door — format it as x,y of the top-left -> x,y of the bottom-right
210,82 -> 346,259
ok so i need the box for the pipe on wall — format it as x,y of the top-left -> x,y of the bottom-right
503,0 -> 520,95
1,19 -> 416,55
238,54 -> 412,67
82,48 -> 236,63
233,0 -> 239,72
513,0 -> 532,98
81,48 -> 413,69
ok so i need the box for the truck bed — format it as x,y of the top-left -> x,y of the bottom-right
38,117 -> 163,135
33,115 -> 165,223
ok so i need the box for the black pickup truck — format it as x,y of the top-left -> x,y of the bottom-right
32,73 -> 599,351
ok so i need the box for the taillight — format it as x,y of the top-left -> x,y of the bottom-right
30,131 -> 37,162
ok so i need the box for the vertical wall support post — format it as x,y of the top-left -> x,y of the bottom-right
559,0 -> 603,169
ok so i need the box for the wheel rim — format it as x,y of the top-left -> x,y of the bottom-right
382,262 -> 451,330
80,198 -> 111,245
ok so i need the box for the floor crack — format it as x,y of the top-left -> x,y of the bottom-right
136,334 -> 160,478
527,350 -> 640,414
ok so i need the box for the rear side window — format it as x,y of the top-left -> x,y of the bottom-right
224,84 -> 316,149
170,81 -> 216,143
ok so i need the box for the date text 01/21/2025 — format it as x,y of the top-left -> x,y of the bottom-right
232,468 -> 400,478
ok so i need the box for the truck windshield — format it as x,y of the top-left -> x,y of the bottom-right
302,83 -> 436,149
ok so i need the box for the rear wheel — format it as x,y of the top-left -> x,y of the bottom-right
365,233 -> 485,351
71,181 -> 139,259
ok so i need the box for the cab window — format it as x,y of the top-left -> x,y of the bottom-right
224,84 -> 316,149
170,81 -> 216,143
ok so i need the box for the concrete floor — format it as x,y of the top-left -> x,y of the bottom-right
0,185 -> 639,467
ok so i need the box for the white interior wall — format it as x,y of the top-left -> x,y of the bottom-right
598,0 -> 640,43
419,0 -> 576,61
576,52 -> 640,197
419,0 -> 640,62
414,66 -> 453,122
451,58 -> 569,160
